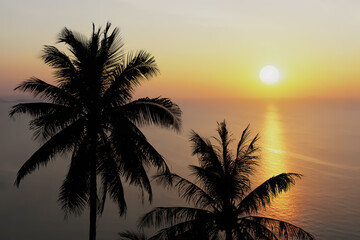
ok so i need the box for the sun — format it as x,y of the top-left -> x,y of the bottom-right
259,65 -> 280,84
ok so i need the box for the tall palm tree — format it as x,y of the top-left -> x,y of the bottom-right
9,23 -> 182,240
140,121 -> 314,240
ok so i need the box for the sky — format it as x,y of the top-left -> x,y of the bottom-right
1,0 -> 360,99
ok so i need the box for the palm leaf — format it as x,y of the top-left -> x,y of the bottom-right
243,216 -> 315,240
148,219 -> 210,240
10,102 -> 80,141
153,173 -> 218,209
238,217 -> 279,240
14,78 -> 80,106
97,132 -> 126,215
103,50 -> 159,104
14,118 -> 85,186
111,117 -> 170,173
41,45 -> 78,82
139,207 -> 211,229
121,97 -> 182,132
118,230 -> 147,240
236,124 -> 251,157
57,27 -> 88,65
110,121 -> 153,202
99,22 -> 124,75
29,110 -> 79,141
188,165 -> 226,206
189,131 -> 222,171
214,120 -> 232,167
9,102 -> 71,118
238,173 -> 301,214
58,139 -> 90,217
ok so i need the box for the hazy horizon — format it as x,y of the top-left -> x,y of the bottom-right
2,93 -> 360,102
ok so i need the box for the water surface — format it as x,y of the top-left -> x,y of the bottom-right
1,99 -> 359,239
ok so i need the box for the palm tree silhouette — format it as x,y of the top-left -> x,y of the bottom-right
9,23 -> 182,240
140,121 -> 314,240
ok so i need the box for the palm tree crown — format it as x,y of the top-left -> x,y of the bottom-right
10,23 -> 182,240
140,121 -> 314,240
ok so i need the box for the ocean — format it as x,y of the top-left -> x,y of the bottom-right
1,99 -> 359,239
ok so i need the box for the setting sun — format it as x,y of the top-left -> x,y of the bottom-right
260,65 -> 280,84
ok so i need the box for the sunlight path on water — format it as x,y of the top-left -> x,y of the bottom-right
257,103 -> 298,222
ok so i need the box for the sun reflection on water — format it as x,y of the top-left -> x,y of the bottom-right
257,103 -> 297,222
262,104 -> 287,176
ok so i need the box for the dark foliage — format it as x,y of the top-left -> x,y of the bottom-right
140,121 -> 314,240
10,22 -> 182,240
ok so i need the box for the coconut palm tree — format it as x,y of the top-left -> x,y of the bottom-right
9,23 -> 182,240
140,121 -> 314,240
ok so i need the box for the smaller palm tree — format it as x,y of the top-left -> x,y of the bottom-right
139,121 -> 314,240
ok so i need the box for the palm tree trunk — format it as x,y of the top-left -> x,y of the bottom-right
225,228 -> 232,240
89,151 -> 97,240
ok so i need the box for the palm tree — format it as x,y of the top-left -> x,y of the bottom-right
140,121 -> 314,240
9,23 -> 182,240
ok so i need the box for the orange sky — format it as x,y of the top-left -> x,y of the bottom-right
1,0 -> 360,99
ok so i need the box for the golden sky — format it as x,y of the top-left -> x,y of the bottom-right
1,0 -> 360,99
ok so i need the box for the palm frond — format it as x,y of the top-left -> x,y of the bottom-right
97,132 -> 126,215
214,120 -> 232,166
238,217 -> 279,240
125,50 -> 159,82
118,230 -> 147,240
235,126 -> 260,164
99,22 -> 124,75
189,131 -> 222,171
57,27 -> 88,65
14,118 -> 85,186
139,207 -> 210,229
110,118 -> 170,174
58,140 -> 90,217
233,226 -> 256,240
121,97 -> 182,132
14,78 -> 80,106
188,165 -> 225,205
148,219 -> 210,240
29,109 -> 79,141
238,173 -> 301,214
153,173 -> 218,209
243,216 -> 315,240
230,129 -> 260,197
41,45 -> 78,83
241,133 -> 260,162
110,121 -> 153,202
236,124 -> 251,157
10,102 -> 80,141
89,23 -> 101,59
9,102 -> 70,118
103,50 -> 159,104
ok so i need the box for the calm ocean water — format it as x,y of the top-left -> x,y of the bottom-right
1,99 -> 359,239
